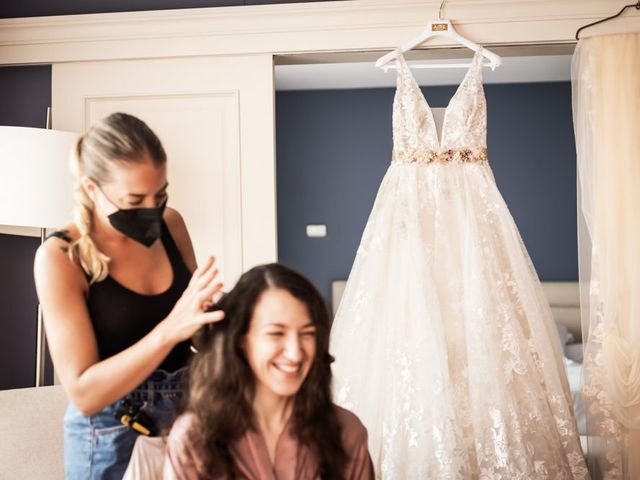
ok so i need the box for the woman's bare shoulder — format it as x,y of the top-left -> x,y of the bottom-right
35,222 -> 86,288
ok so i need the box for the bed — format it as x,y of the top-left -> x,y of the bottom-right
540,282 -> 586,437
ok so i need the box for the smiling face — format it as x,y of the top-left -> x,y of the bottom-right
243,288 -> 317,400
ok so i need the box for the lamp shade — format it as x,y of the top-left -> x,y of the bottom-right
0,126 -> 78,229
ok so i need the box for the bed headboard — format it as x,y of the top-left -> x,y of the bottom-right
540,282 -> 581,342
331,280 -> 582,342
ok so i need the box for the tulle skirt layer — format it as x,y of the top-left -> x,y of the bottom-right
330,162 -> 589,479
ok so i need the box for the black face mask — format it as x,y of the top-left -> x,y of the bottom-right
107,202 -> 166,247
97,185 -> 167,247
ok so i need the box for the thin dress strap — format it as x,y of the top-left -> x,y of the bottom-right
47,230 -> 73,243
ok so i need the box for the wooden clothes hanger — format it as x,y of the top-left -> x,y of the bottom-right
575,1 -> 640,40
375,0 -> 502,71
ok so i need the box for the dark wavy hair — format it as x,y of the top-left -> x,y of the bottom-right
180,263 -> 348,479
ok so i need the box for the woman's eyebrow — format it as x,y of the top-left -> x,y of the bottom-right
263,322 -> 315,329
126,182 -> 169,197
264,323 -> 286,329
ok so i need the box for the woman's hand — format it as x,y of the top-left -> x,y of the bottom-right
158,256 -> 226,344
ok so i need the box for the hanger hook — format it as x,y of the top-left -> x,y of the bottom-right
438,0 -> 447,20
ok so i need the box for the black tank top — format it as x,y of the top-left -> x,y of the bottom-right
49,221 -> 192,372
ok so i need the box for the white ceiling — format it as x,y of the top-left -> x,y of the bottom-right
275,54 -> 572,91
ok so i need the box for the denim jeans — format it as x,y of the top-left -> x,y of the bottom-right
63,368 -> 185,480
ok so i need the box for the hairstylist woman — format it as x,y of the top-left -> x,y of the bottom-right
33,112 -> 225,479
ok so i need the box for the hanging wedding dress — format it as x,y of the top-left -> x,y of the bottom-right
330,48 -> 589,479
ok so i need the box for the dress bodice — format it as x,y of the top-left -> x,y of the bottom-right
392,48 -> 488,164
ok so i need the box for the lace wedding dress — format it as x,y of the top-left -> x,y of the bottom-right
330,49 -> 589,479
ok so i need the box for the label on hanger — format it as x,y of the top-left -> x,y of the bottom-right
432,23 -> 449,32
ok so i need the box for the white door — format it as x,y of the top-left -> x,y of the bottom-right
52,54 -> 276,286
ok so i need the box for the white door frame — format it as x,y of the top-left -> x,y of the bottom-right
0,1 -> 638,65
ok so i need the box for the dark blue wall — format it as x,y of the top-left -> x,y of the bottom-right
0,65 -> 55,389
0,65 -> 51,128
0,0 -> 337,19
276,82 -> 578,302
0,234 -> 42,389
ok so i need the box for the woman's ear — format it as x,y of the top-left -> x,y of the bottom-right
81,176 -> 97,203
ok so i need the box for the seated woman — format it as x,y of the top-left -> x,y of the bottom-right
163,263 -> 374,479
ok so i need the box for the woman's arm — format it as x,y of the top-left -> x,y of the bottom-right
347,429 -> 375,480
337,408 -> 375,480
163,413 -> 203,480
34,238 -> 223,416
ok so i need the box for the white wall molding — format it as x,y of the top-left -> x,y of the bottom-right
1,0 -> 637,65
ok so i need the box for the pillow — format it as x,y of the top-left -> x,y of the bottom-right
555,322 -> 575,346
564,343 -> 584,364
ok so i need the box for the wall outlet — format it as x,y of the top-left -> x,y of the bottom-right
306,224 -> 327,237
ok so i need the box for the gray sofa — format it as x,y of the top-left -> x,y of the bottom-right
0,385 -> 68,479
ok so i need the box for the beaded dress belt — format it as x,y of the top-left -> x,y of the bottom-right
392,147 -> 487,164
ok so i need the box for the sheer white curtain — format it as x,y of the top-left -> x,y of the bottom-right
572,32 -> 640,480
